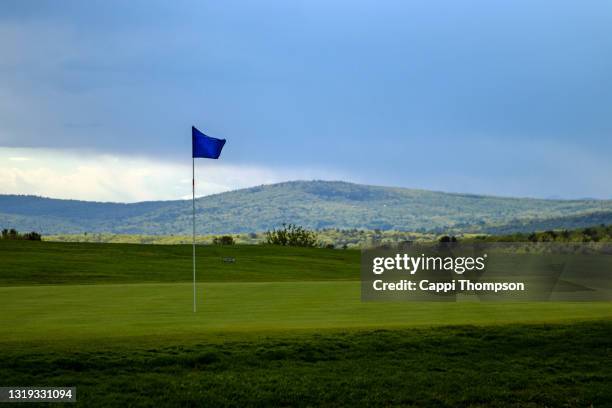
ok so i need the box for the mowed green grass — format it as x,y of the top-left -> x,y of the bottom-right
1,240 -> 610,342
1,240 -> 611,406
1,282 -> 612,343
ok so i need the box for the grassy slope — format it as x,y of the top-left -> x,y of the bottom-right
0,240 -> 359,285
1,241 -> 611,406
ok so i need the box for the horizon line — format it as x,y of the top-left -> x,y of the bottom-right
1,179 -> 610,204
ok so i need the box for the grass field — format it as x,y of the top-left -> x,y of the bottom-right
0,240 -> 359,285
2,282 -> 612,343
1,240 -> 611,406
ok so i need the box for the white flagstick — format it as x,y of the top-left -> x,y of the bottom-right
192,157 -> 196,313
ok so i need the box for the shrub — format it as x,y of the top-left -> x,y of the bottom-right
265,224 -> 317,247
212,235 -> 235,245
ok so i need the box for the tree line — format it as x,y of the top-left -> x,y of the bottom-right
210,224 -> 320,248
471,224 -> 612,243
1,229 -> 42,241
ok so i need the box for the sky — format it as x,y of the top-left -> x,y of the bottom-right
1,0 -> 611,201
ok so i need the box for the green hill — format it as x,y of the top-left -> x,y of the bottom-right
1,180 -> 612,234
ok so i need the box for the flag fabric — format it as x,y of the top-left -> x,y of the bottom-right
192,126 -> 226,159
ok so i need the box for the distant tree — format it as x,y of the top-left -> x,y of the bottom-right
439,235 -> 458,243
265,224 -> 317,247
213,235 -> 235,245
583,227 -> 600,242
23,231 -> 42,241
0,229 -> 41,241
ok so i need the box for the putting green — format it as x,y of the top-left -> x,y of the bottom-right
1,281 -> 610,343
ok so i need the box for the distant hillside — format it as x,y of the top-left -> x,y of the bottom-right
1,180 -> 612,235
476,211 -> 612,235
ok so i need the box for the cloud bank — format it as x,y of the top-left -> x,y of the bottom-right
0,148 -> 343,202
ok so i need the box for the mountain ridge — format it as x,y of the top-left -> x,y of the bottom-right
3,179 -> 606,204
1,180 -> 612,235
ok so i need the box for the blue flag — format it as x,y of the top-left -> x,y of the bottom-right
192,126 -> 226,159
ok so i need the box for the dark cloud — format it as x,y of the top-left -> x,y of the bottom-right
1,0 -> 611,198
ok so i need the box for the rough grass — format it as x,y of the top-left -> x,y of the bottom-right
1,322 -> 611,407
